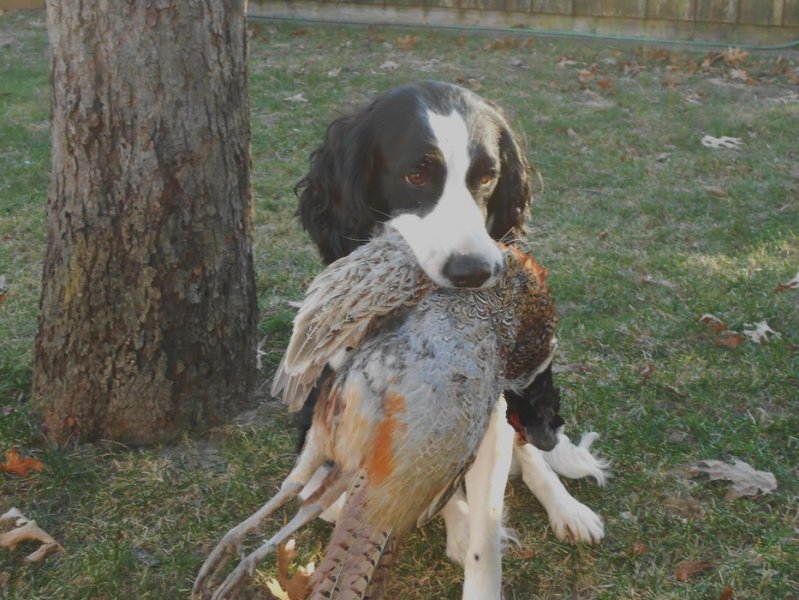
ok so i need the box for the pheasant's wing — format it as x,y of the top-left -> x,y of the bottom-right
272,231 -> 430,412
415,454 -> 476,528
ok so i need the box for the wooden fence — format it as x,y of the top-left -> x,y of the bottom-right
251,0 -> 799,45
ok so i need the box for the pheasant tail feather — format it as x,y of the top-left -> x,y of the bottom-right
307,475 -> 396,600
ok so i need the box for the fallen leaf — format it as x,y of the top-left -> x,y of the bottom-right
728,68 -> 752,84
511,547 -> 537,560
0,508 -> 63,564
742,321 -> 780,344
577,64 -> 598,85
698,314 -> 745,348
714,330 -> 746,349
639,273 -> 676,288
664,494 -> 702,518
396,34 -> 419,50
723,47 -> 748,67
632,541 -> 647,555
379,60 -> 399,72
654,152 -> 671,163
326,67 -> 341,78
701,135 -> 742,149
684,91 -> 703,104
774,271 -> 799,292
284,93 -> 308,104
704,185 -> 728,197
266,579 -> 291,600
718,584 -> 734,600
0,276 -> 7,302
675,560 -> 713,581
556,56 -> 578,68
271,540 -> 314,600
0,448 -> 45,477
639,364 -> 656,383
701,52 -> 724,70
698,313 -> 728,334
598,78 -> 613,91
689,459 -> 777,500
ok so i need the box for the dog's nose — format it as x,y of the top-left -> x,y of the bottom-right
442,254 -> 495,288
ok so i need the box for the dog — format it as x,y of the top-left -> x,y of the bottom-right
295,80 -> 607,599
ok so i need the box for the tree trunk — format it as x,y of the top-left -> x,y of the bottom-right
33,1 -> 257,445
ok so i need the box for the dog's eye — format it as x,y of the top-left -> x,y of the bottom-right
405,171 -> 427,187
405,157 -> 434,187
479,170 -> 497,186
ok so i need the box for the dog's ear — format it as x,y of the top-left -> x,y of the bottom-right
486,123 -> 532,241
295,112 -> 379,264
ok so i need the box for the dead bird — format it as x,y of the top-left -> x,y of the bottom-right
194,229 -> 557,600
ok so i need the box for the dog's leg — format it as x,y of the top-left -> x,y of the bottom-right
441,484 -> 470,565
193,427 -> 326,598
461,397 -> 514,600
514,440 -> 605,544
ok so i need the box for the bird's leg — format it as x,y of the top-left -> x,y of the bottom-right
193,428 -> 326,598
462,397 -> 514,600
210,464 -> 350,600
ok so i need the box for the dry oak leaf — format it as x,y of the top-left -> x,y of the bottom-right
701,135 -> 742,150
718,584 -> 734,600
723,47 -> 749,67
675,560 -> 714,581
698,314 -> 745,349
0,508 -> 63,564
266,539 -> 314,600
0,448 -> 45,477
774,271 -> 799,292
395,34 -> 419,50
742,321 -> 780,344
714,330 -> 746,349
690,459 -> 777,500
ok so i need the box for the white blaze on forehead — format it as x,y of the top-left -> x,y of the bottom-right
388,108 -> 504,288
426,109 -> 471,181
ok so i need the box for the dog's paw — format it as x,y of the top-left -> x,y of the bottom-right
548,497 -> 604,545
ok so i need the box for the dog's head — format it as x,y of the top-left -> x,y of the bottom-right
505,364 -> 564,452
296,81 -> 533,288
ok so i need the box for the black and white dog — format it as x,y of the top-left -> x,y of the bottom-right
295,81 -> 607,599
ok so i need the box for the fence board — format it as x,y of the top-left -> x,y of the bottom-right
505,0 -> 534,12
574,0 -> 646,17
461,0 -> 507,9
786,0 -> 799,25
648,0 -> 695,20
533,0 -> 573,13
739,0 -> 782,25
694,0 -> 737,23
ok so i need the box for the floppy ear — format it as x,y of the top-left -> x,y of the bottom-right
295,111 -> 379,264
486,123 -> 533,241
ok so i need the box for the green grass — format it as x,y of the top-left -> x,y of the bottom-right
2,10 -> 799,599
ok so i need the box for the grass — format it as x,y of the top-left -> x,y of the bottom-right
2,9 -> 799,599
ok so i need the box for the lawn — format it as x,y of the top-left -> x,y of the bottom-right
2,9 -> 798,600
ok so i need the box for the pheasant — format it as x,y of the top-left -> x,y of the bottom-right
193,228 -> 557,600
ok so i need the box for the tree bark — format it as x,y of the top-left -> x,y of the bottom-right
33,0 -> 257,445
